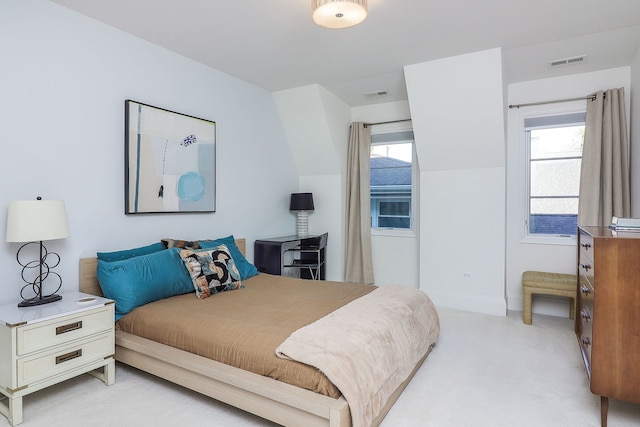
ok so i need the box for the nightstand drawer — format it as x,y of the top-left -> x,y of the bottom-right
17,306 -> 113,356
17,332 -> 114,387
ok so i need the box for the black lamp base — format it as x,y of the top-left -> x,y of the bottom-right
18,294 -> 62,307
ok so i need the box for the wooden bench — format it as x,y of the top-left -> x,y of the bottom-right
522,271 -> 577,325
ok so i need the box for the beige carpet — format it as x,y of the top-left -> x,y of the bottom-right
2,308 -> 639,426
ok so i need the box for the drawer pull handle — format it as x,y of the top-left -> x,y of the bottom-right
581,286 -> 592,296
581,337 -> 591,347
580,263 -> 592,271
580,309 -> 592,322
55,349 -> 82,364
56,321 -> 82,335
581,242 -> 591,249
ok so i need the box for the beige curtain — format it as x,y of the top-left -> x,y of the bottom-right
344,122 -> 375,284
578,88 -> 630,226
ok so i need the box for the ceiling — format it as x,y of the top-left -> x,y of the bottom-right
50,0 -> 640,107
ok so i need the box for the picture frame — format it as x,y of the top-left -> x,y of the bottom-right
124,100 -> 216,214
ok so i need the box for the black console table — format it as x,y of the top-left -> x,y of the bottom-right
254,233 -> 327,280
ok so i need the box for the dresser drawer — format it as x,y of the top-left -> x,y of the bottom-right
578,307 -> 594,372
577,273 -> 594,370
579,232 -> 594,257
578,273 -> 595,303
578,252 -> 594,287
17,332 -> 114,387
17,306 -> 113,356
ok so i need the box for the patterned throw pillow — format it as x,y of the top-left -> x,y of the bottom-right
179,245 -> 242,299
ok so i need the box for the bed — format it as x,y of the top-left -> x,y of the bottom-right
79,238 -> 439,427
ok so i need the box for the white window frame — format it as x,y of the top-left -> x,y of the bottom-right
520,105 -> 585,246
369,122 -> 418,238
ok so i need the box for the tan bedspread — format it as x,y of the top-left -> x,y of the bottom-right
276,285 -> 440,427
116,273 -> 374,397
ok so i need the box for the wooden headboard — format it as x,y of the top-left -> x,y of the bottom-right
79,238 -> 247,297
79,257 -> 102,296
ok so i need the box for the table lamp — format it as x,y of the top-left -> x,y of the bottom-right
6,197 -> 70,307
290,193 -> 314,237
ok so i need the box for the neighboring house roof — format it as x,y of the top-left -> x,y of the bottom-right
370,157 -> 411,186
530,214 -> 578,235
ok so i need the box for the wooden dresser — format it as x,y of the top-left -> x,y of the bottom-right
576,226 -> 640,427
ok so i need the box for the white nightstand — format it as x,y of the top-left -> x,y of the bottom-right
0,292 -> 115,426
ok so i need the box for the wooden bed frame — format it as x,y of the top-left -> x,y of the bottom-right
79,239 -> 431,427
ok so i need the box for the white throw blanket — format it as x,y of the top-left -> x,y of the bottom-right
275,285 -> 440,427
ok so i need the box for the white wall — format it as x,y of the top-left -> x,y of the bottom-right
276,91 -> 421,288
631,46 -> 640,217
405,48 -> 508,316
273,85 -> 352,281
0,0 -> 298,306
275,52 -> 637,318
506,67 -> 631,317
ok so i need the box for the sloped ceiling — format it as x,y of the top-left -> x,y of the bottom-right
50,0 -> 640,106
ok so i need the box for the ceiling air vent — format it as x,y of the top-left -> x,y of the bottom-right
363,90 -> 389,99
549,55 -> 587,68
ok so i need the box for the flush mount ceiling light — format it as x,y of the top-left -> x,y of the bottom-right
312,0 -> 368,29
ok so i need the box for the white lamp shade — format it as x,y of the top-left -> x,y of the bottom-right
6,199 -> 70,243
312,0 -> 367,29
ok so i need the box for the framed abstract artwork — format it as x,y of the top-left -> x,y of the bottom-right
124,100 -> 216,214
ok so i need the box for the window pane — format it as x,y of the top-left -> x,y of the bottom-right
530,198 -> 578,214
370,139 -> 413,230
530,158 -> 581,197
379,201 -> 409,216
379,217 -> 411,228
529,214 -> 578,235
371,142 -> 412,162
530,126 -> 584,160
527,117 -> 584,237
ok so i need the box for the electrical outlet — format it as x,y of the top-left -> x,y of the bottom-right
463,272 -> 472,278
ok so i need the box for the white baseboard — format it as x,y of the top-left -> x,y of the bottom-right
425,291 -> 572,319
428,291 -> 507,317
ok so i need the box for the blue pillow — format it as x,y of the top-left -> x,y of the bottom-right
97,248 -> 193,320
97,242 -> 165,262
199,235 -> 259,280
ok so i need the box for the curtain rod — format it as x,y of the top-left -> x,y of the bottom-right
363,119 -> 411,128
508,93 -> 599,109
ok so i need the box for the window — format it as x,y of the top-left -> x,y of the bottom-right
370,128 -> 416,233
525,112 -> 585,238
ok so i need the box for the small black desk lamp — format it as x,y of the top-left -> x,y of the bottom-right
289,193 -> 314,237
